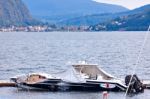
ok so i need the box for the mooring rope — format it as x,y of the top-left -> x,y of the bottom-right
125,25 -> 150,97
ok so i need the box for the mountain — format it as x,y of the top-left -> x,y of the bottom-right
59,4 -> 150,26
89,4 -> 150,31
123,4 -> 150,15
59,13 -> 118,26
0,0 -> 39,27
22,0 -> 128,23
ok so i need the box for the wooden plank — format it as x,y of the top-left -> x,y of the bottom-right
142,80 -> 150,89
0,80 -> 16,87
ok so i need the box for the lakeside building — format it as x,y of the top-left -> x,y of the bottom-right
0,25 -> 89,32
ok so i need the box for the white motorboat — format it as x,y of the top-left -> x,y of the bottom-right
11,62 -> 144,92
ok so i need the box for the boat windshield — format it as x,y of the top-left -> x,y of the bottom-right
72,64 -> 114,80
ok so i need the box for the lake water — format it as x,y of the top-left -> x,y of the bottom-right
0,32 -> 150,99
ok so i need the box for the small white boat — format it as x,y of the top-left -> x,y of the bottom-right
11,62 -> 144,92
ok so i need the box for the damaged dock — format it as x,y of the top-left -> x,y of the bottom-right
0,80 -> 16,87
143,80 -> 150,89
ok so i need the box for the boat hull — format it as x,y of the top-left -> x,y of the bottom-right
58,81 -> 126,91
16,81 -> 126,92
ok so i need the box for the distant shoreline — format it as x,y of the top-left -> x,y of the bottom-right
0,25 -> 148,32
0,31 -> 148,32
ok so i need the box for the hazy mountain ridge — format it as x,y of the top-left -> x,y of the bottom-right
89,4 -> 150,31
58,13 -> 117,26
22,0 -> 128,23
0,0 -> 39,27
59,4 -> 150,26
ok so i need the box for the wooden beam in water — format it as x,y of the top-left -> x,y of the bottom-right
0,80 -> 16,87
142,80 -> 150,89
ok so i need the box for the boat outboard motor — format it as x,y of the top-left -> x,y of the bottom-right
125,74 -> 145,94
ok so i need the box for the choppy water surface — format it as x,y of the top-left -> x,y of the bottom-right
0,32 -> 150,99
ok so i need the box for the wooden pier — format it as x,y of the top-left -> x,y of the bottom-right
0,80 -> 16,87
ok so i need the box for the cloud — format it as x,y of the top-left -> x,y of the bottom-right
93,0 -> 150,9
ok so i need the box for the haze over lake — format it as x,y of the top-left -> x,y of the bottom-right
0,31 -> 150,99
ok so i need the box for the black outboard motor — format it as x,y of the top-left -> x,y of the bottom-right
125,74 -> 145,94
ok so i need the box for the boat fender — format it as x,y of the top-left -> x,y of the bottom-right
102,91 -> 108,99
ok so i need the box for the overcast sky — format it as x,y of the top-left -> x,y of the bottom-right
93,0 -> 150,9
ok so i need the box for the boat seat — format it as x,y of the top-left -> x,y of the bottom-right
26,75 -> 46,84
